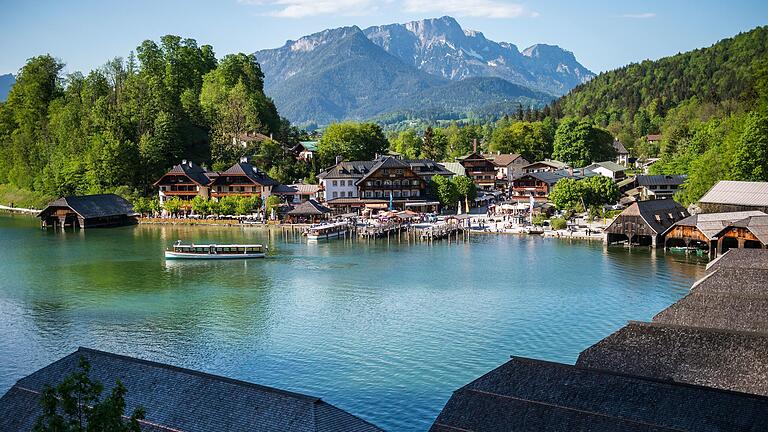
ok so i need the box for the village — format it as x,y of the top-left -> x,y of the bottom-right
27,132 -> 768,258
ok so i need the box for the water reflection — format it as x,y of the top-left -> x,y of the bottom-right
0,216 -> 707,431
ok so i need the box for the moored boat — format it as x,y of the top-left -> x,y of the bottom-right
305,222 -> 351,241
165,240 -> 266,259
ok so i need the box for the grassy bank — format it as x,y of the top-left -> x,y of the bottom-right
0,184 -> 54,209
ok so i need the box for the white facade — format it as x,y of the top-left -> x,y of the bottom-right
321,178 -> 358,201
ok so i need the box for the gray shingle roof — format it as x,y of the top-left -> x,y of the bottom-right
662,211 -> 767,239
699,181 -> 768,207
513,168 -> 597,186
287,199 -> 331,215
607,199 -> 688,235
576,322 -> 768,396
215,162 -> 279,187
318,158 -> 451,181
430,356 -> 768,432
653,290 -> 768,333
613,139 -> 629,155
39,194 -> 134,220
586,161 -> 627,173
706,249 -> 768,272
0,347 -> 382,432
636,175 -> 687,187
160,160 -> 212,186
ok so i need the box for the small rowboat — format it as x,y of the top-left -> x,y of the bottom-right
165,240 -> 266,259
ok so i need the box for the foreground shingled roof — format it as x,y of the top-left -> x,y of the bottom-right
0,348 -> 382,432
706,248 -> 768,272
39,194 -> 135,220
576,322 -> 768,396
430,356 -> 768,432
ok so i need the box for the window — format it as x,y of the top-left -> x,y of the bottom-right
348,180 -> 353,186
366,181 -> 372,186
412,180 -> 419,186
655,215 -> 662,223
412,189 -> 419,197
333,192 -> 338,198
396,169 -> 403,175
394,190 -> 401,198
348,191 -> 354,197
332,180 -> 338,187
393,180 -> 400,186
375,191 -> 382,198
375,180 -> 382,186
365,191 -> 373,198
384,180 -> 392,186
402,190 -> 410,198
659,185 -> 668,190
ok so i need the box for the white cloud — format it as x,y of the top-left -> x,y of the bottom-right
620,12 -> 656,19
239,0 -> 376,18
402,0 -> 538,19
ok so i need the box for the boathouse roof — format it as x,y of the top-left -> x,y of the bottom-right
287,199 -> 331,215
38,194 -> 135,220
662,210 -> 767,239
653,290 -> 768,333
607,199 -> 688,235
576,321 -> 768,396
430,356 -> 768,432
699,180 -> 768,207
0,347 -> 382,432
706,248 -> 768,272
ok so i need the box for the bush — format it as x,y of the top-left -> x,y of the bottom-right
532,214 -> 547,226
550,217 -> 567,230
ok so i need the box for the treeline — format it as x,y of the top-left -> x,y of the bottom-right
0,35 -> 311,201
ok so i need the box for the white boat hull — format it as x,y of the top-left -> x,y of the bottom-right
164,251 -> 265,260
306,231 -> 345,241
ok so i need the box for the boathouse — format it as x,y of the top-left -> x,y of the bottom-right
698,180 -> 768,213
604,199 -> 688,247
286,199 -> 332,224
0,347 -> 383,432
662,210 -> 766,255
38,194 -> 136,229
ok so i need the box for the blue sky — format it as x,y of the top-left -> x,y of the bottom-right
1,0 -> 766,76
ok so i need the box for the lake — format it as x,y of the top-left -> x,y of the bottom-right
0,214 -> 707,431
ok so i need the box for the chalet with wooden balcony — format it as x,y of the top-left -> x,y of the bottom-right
317,156 -> 452,211
153,160 -> 213,207
210,157 -> 279,199
510,169 -> 597,203
457,152 -> 498,190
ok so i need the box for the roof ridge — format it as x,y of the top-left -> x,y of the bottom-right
460,388 -> 685,431
509,356 -> 768,400
75,347 -> 321,402
624,321 -> 768,338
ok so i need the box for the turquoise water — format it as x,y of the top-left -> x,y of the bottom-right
0,215 -> 707,431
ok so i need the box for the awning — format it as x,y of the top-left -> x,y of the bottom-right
405,201 -> 440,207
365,203 -> 388,209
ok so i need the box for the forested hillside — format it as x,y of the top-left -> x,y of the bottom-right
0,36 -> 308,202
550,26 -> 768,204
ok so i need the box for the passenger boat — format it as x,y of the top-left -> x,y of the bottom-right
164,241 -> 266,259
305,222 -> 350,241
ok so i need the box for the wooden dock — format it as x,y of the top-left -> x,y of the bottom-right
419,224 -> 465,241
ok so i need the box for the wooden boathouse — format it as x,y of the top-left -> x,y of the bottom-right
604,199 -> 688,247
662,210 -> 766,256
38,194 -> 136,229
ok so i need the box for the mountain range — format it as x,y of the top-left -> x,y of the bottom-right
254,16 -> 593,125
0,74 -> 15,102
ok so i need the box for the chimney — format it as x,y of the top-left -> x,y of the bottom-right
335,156 -> 343,165
473,139 -> 477,153
240,156 -> 249,164
182,159 -> 188,166
269,133 -> 273,140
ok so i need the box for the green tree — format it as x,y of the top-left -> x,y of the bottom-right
582,175 -> 620,207
131,197 -> 150,216
391,130 -> 421,159
429,175 -> 458,208
549,178 -> 586,210
33,357 -> 144,432
218,196 -> 238,215
265,194 -> 281,219
489,121 -> 552,162
162,196 -> 183,215
552,118 -> 615,167
452,175 -> 477,213
191,195 -> 210,216
731,111 -> 768,181
317,122 -> 389,166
